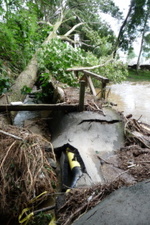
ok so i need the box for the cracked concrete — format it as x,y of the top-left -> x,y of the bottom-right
49,108 -> 124,185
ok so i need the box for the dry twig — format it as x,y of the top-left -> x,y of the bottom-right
0,129 -> 22,140
0,125 -> 57,220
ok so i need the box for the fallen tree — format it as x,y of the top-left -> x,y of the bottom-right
0,14 -> 84,105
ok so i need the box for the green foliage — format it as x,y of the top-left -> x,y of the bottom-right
58,3 -> 116,58
97,60 -> 128,83
36,73 -> 54,102
0,0 -> 128,88
38,38 -> 128,86
117,0 -> 150,52
38,39 -> 86,86
67,0 -> 122,20
84,51 -> 99,66
76,51 -> 128,83
28,212 -> 52,225
0,58 -> 14,95
0,2 -> 51,72
128,69 -> 150,81
143,33 -> 150,59
39,72 -> 51,84
21,85 -> 32,95
81,24 -> 115,57
127,47 -> 137,60
0,75 -> 11,95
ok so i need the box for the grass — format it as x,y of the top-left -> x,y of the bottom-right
127,69 -> 150,82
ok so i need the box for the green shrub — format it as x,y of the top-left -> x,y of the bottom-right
0,75 -> 11,95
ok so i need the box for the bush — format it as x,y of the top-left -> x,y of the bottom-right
0,75 -> 11,95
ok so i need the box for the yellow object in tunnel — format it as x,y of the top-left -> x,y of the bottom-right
66,149 -> 81,170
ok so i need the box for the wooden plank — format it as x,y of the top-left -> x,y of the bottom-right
86,76 -> 97,96
101,81 -> 107,99
79,80 -> 86,111
83,70 -> 109,83
74,71 -> 79,78
0,103 -> 79,112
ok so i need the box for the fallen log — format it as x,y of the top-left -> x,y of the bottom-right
131,130 -> 150,149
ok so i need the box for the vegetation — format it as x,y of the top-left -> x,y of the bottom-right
0,0 -> 149,97
0,0 -> 127,96
38,39 -> 128,87
28,212 -> 52,225
0,75 -> 11,96
37,39 -> 86,86
114,0 -> 150,69
128,69 -> 150,81
0,125 -> 57,223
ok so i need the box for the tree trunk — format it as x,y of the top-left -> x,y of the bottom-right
113,0 -> 134,58
10,55 -> 38,102
0,18 -> 63,105
136,6 -> 150,70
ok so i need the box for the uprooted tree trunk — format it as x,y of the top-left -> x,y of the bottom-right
0,19 -> 60,104
0,15 -> 83,105
0,54 -> 39,106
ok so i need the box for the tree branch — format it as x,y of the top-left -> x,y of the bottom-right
60,36 -> 76,43
38,21 -> 53,27
80,41 -> 94,48
64,22 -> 84,37
0,130 -> 23,140
44,14 -> 64,44
60,36 -> 94,48
66,59 -> 113,71
113,0 -> 134,58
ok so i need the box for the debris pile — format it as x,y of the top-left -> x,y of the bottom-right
0,125 -> 57,220
1,113 -> 150,225
117,118 -> 150,182
64,86 -> 104,113
56,179 -> 129,225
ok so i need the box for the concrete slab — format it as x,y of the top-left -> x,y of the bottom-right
49,108 -> 124,184
72,180 -> 150,225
